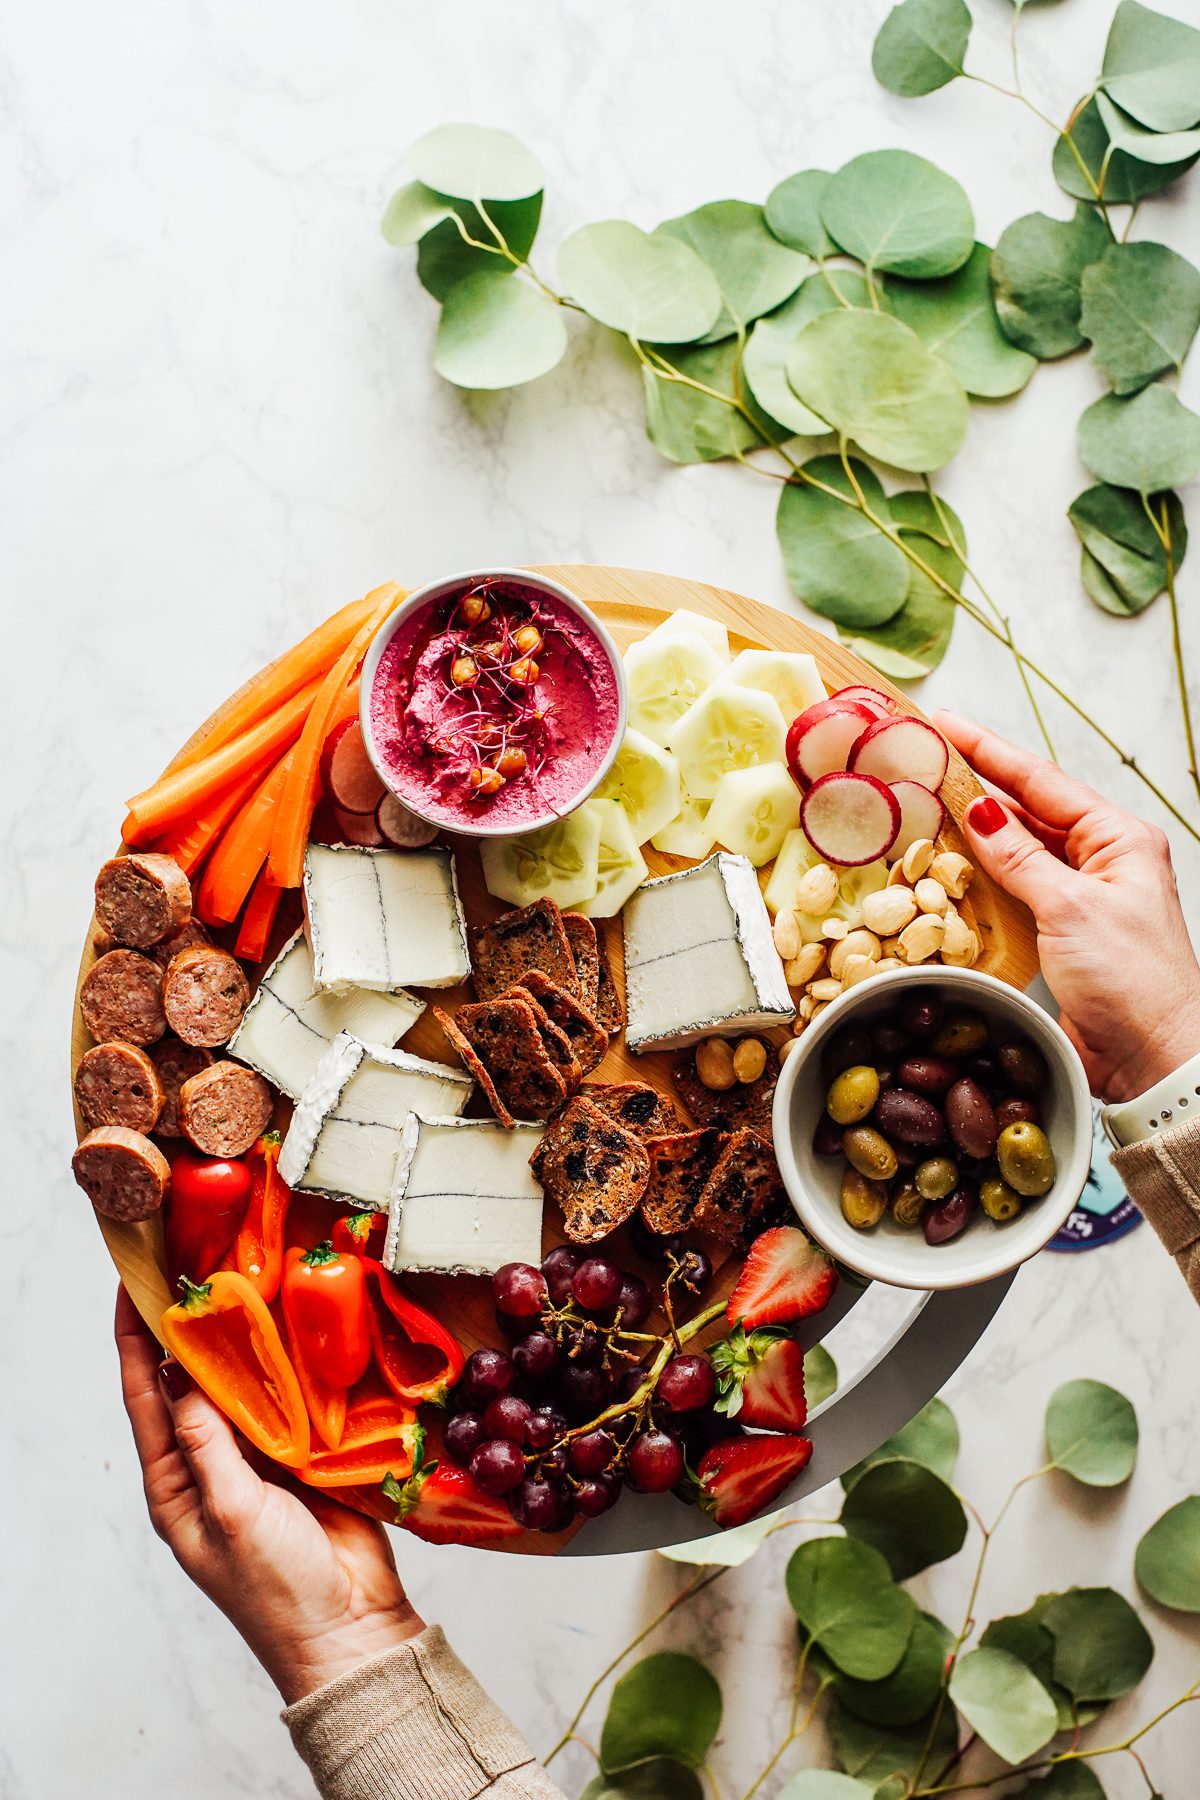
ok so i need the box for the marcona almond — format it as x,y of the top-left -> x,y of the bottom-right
901,838 -> 936,882
929,851 -> 973,898
796,994 -> 818,1023
733,1037 -> 768,1082
696,1037 -> 737,1090
786,942 -> 826,986
795,862 -> 840,916
940,910 -> 980,966
810,999 -> 832,1022
772,909 -> 801,961
898,912 -> 946,963
914,877 -> 949,916
875,956 -> 905,973
829,929 -> 882,979
861,886 -> 919,937
822,917 -> 850,941
779,1036 -> 800,1061
810,977 -> 844,1004
880,935 -> 905,958
887,862 -> 912,887
840,953 -> 876,986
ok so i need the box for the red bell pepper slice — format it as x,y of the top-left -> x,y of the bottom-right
364,1263 -> 464,1406
332,1210 -> 385,1259
234,1134 -> 290,1302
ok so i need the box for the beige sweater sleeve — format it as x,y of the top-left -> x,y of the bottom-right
1111,1113 -> 1200,1301
282,1625 -> 567,1800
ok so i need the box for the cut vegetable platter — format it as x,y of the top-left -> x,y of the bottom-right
72,563 -> 1035,1555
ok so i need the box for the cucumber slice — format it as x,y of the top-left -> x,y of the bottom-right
624,631 -> 727,746
666,683 -> 788,800
717,649 -> 826,723
706,761 -> 801,868
641,606 -> 730,661
651,790 -> 716,858
480,808 -> 602,909
763,828 -> 888,939
594,728 -> 682,845
576,799 -> 649,918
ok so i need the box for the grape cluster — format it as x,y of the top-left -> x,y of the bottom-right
443,1239 -> 737,1533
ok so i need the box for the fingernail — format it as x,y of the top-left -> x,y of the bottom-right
159,1358 -> 194,1402
966,797 -> 1007,838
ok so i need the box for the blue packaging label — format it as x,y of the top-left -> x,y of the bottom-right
1049,1101 -> 1143,1252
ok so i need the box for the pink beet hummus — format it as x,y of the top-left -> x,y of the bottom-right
367,578 -> 622,831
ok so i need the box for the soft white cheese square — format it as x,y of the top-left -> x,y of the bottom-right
303,843 -> 470,994
385,1115 -> 545,1276
622,851 -> 795,1052
279,1032 -> 472,1209
227,930 -> 424,1101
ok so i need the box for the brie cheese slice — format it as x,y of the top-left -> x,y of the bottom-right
279,1031 -> 472,1208
384,1114 -> 545,1276
622,851 -> 795,1052
227,931 -> 423,1100
304,843 -> 470,994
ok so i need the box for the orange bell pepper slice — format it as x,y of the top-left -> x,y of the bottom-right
234,1135 -> 290,1302
298,1375 -> 419,1489
160,1273 -> 310,1469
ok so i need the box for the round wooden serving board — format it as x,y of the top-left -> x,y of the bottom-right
72,564 -> 1036,1552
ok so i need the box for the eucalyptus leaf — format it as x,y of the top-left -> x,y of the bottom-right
1041,1588 -> 1154,1701
744,273 -> 875,435
642,340 -> 778,464
841,1457 -> 968,1579
805,1342 -> 839,1408
948,1646 -> 1059,1764
416,194 -> 543,301
599,1653 -> 722,1774
1044,1378 -> 1139,1485
405,123 -> 544,202
776,455 -> 910,626
777,1775 -> 875,1800
1080,242 -> 1200,393
1008,1766 -> 1106,1800
828,1696 -> 960,1787
1054,97 -> 1199,204
990,206 -> 1109,360
979,1599 -> 1102,1732
558,221 -> 722,343
656,200 -> 810,342
1101,0 -> 1200,133
1095,92 -> 1200,165
1068,483 -> 1186,615
1077,387 -> 1200,492
1080,546 -> 1138,616
581,1761 -> 704,1800
786,1536 -> 917,1680
887,243 -> 1036,398
659,1513 -> 775,1568
843,1397 -> 961,1491
381,181 -> 456,247
766,171 -> 838,259
821,150 -> 975,278
872,0 -> 971,96
1135,1495 -> 1200,1611
434,271 -> 567,390
833,1611 -> 953,1727
840,534 -> 957,678
786,309 -> 969,472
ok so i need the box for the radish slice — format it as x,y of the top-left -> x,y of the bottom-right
786,697 -> 877,788
800,772 -> 901,867
847,716 -> 950,792
325,721 -> 387,815
833,684 -> 898,720
888,780 -> 946,860
376,792 -> 439,849
333,806 -> 386,847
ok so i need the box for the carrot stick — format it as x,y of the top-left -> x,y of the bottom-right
124,675 -> 323,840
268,582 -> 403,889
196,749 -> 296,926
153,768 -> 267,876
235,867 -> 285,962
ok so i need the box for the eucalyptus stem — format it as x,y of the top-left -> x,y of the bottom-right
1141,492 -> 1200,808
738,1639 -> 822,1800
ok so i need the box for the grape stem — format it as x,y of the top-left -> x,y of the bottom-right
556,1297 -> 728,1448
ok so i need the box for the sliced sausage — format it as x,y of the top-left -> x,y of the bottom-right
80,950 -> 166,1047
144,918 -> 212,971
74,1041 -> 164,1133
178,1060 -> 273,1157
95,853 -> 192,949
72,1126 -> 170,1221
151,1037 -> 214,1137
162,944 -> 251,1047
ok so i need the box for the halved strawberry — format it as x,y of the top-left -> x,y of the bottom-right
711,1326 -> 808,1433
726,1227 -> 836,1330
381,1434 -> 522,1544
696,1433 -> 813,1527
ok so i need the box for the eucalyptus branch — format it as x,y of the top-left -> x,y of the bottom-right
738,1639 -> 827,1800
1141,492 -> 1200,807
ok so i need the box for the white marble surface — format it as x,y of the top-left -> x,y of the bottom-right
4,0 -> 1200,1794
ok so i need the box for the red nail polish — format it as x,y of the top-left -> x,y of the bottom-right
967,797 -> 1007,837
159,1358 -> 194,1402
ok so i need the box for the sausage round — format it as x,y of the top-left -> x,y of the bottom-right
178,1060 -> 273,1157
162,945 -> 251,1047
80,950 -> 166,1047
74,1041 -> 164,1133
72,1126 -> 171,1221
94,853 -> 192,949
151,1037 -> 214,1137
144,918 -> 211,971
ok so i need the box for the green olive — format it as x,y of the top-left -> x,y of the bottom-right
931,1011 -> 989,1058
842,1125 -> 899,1183
980,1176 -> 1023,1222
915,1155 -> 958,1202
841,1166 -> 888,1230
996,1121 -> 1056,1197
890,1178 -> 927,1229
827,1063 -> 881,1126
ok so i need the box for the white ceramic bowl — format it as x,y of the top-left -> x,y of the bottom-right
358,566 -> 628,839
773,964 -> 1093,1290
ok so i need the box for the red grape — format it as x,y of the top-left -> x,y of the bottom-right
562,1323 -> 602,1366
492,1261 -> 547,1318
558,1363 -> 613,1420
444,1411 -> 486,1468
628,1430 -> 685,1493
674,1248 -> 712,1290
513,1331 -> 559,1383
469,1438 -> 526,1496
539,1445 -> 569,1482
612,1274 -> 652,1330
483,1394 -> 532,1445
542,1245 -> 583,1306
573,1257 -> 622,1313
569,1429 -> 615,1477
526,1404 -> 566,1451
459,1347 -> 514,1408
658,1353 -> 716,1412
510,1476 -> 572,1532
575,1474 -> 621,1518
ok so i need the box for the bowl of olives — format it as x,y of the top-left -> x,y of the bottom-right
772,966 -> 1094,1290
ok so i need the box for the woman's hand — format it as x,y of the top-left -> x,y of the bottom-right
115,1287 -> 424,1704
936,712 -> 1200,1105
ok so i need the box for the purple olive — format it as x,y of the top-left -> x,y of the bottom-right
873,1086 -> 947,1147
923,1182 -> 978,1245
896,1054 -> 959,1098
812,1111 -> 844,1157
996,1096 -> 1042,1130
945,1077 -> 999,1159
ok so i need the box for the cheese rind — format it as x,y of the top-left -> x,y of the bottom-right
622,851 -> 795,1052
303,844 -> 470,994
227,931 -> 424,1100
279,1032 -> 472,1208
385,1114 -> 545,1276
